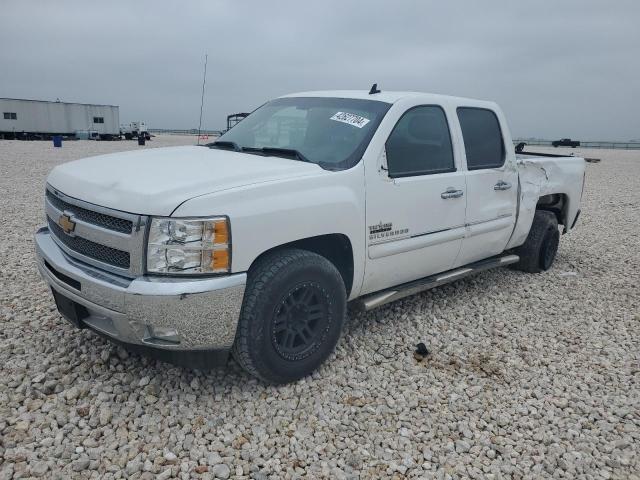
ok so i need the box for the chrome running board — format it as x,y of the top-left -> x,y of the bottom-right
358,254 -> 519,311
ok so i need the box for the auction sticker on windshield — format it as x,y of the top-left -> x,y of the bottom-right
330,112 -> 370,128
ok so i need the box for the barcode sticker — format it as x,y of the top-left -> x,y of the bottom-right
330,112 -> 370,128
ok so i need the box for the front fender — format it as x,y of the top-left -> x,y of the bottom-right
172,164 -> 366,298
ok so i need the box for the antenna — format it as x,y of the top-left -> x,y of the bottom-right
369,83 -> 381,95
197,54 -> 208,145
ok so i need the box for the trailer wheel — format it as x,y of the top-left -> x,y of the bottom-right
511,210 -> 560,273
232,249 -> 346,384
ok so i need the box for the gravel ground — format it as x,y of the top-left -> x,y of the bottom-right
0,138 -> 638,479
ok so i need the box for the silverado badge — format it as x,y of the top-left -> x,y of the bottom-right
58,214 -> 76,235
368,221 -> 409,243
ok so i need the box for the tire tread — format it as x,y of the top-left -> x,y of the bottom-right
512,210 -> 558,273
232,249 -> 345,383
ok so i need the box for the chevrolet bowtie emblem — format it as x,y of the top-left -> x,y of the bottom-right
58,214 -> 76,234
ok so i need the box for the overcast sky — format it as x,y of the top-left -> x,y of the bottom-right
1,1 -> 638,140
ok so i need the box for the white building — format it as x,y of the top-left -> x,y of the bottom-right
0,98 -> 120,139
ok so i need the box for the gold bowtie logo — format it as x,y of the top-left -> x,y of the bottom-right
58,214 -> 76,234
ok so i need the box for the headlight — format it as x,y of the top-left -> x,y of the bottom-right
146,217 -> 230,275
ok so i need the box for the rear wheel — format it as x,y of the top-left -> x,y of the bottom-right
232,249 -> 346,384
511,210 -> 560,273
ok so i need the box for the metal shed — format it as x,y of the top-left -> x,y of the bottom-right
0,98 -> 120,139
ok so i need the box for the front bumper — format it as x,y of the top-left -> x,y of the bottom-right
35,227 -> 246,359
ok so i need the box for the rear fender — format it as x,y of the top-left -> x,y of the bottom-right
507,157 -> 585,249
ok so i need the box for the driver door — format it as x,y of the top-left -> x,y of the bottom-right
362,105 -> 467,294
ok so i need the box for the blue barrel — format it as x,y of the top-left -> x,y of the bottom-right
53,136 -> 63,147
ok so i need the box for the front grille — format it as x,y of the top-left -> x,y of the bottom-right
46,190 -> 133,234
48,218 -> 130,269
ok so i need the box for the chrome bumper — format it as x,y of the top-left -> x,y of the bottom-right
35,227 -> 246,352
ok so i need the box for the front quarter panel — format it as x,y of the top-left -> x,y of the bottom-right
172,164 -> 366,299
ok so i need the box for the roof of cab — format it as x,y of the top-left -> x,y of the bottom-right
280,90 -> 494,106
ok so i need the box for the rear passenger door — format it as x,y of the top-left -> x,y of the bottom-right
455,107 -> 517,266
363,105 -> 467,294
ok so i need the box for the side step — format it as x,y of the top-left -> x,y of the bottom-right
357,254 -> 519,311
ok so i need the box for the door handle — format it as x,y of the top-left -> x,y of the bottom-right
441,187 -> 464,199
494,180 -> 512,191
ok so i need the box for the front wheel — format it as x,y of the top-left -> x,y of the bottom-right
232,249 -> 346,384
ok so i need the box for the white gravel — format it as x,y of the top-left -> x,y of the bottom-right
1,138 -> 638,479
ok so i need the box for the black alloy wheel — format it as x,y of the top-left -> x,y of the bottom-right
232,248 -> 347,384
271,283 -> 330,361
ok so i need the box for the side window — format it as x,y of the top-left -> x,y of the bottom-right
457,107 -> 505,170
93,117 -> 104,124
4,112 -> 17,120
385,106 -> 455,178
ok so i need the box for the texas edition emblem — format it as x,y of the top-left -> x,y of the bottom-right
58,214 -> 76,235
368,221 -> 410,243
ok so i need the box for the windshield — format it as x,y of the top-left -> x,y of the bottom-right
215,97 -> 391,170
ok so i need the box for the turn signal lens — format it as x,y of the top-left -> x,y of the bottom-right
211,250 -> 230,271
213,220 -> 229,245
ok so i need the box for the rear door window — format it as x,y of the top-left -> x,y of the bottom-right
457,107 -> 505,170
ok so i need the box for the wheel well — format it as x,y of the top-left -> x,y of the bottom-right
249,234 -> 354,296
536,193 -> 568,226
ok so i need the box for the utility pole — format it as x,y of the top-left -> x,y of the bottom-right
197,54 -> 208,145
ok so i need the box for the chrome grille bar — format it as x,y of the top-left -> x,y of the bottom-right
48,218 -> 130,269
46,189 -> 133,233
45,185 -> 147,277
45,199 -> 132,251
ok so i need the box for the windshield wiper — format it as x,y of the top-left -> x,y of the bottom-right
241,147 -> 312,164
207,140 -> 241,151
211,144 -> 328,168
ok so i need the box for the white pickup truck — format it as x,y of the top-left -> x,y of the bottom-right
35,89 -> 586,383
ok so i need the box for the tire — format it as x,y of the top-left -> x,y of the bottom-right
511,210 -> 560,273
232,249 -> 347,384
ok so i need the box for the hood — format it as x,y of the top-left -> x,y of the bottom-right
47,146 -> 323,216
